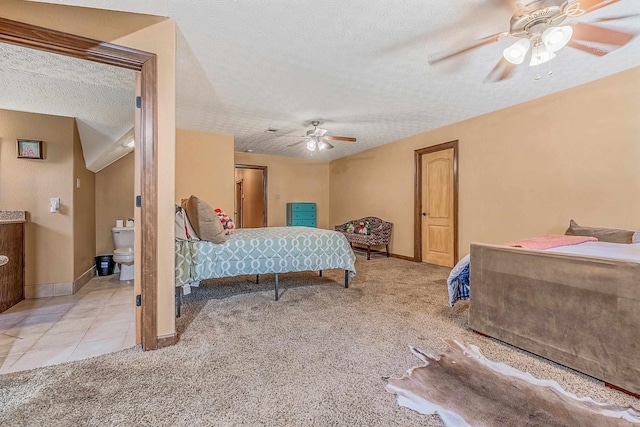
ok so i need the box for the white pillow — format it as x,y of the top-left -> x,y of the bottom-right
633,229 -> 640,244
175,208 -> 200,241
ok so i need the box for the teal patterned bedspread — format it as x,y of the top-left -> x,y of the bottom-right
175,227 -> 356,286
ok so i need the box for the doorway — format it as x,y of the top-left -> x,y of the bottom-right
234,164 -> 267,228
414,141 -> 458,268
0,17 -> 160,350
235,180 -> 244,228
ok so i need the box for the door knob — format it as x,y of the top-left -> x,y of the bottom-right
422,212 -> 429,216
0,255 -> 8,266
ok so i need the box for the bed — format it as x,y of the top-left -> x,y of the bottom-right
175,226 -> 357,313
468,241 -> 640,396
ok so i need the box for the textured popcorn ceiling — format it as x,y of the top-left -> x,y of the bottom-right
0,43 -> 135,172
14,1 -> 640,162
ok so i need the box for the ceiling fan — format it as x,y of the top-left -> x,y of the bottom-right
287,121 -> 357,152
429,0 -> 635,81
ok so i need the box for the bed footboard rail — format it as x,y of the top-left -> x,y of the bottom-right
469,243 -> 640,396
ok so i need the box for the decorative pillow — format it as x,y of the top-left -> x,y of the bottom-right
175,207 -> 200,241
633,229 -> 640,244
564,219 -> 634,244
214,208 -> 235,234
180,196 -> 227,244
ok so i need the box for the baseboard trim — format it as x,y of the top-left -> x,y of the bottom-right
157,333 -> 179,348
389,253 -> 418,262
74,266 -> 96,293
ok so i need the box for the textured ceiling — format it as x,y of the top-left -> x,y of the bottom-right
12,1 -> 640,162
0,42 -> 135,172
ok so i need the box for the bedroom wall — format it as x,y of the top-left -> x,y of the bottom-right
0,108 -> 76,287
95,152 -> 134,255
330,66 -> 640,259
234,152 -> 331,229
175,129 -> 235,214
113,20 -> 176,339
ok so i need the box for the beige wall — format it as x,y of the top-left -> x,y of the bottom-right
234,152 -> 331,229
73,120 -> 96,278
330,67 -> 640,259
113,20 -> 176,338
0,109 -> 76,285
175,129 -> 235,214
236,168 -> 265,227
95,152 -> 134,255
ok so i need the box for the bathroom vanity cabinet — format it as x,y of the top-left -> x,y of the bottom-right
0,220 -> 25,313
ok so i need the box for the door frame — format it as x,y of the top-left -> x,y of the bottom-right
235,179 -> 244,228
414,140 -> 459,264
234,164 -> 268,227
0,18 -> 160,351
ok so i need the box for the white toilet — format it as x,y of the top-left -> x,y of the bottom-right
112,226 -> 134,281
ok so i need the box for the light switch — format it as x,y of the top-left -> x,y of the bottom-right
76,178 -> 81,189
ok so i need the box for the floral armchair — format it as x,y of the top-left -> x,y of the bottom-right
334,216 -> 393,260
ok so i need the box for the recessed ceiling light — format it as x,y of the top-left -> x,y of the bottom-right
265,128 -> 278,134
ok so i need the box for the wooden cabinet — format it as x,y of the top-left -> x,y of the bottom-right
286,202 -> 316,227
0,222 -> 25,313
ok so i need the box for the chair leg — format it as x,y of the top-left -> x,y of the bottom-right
367,245 -> 371,260
386,244 -> 389,257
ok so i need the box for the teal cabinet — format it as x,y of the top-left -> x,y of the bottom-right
286,203 -> 316,227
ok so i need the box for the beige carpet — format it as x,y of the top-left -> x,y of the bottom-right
0,256 -> 637,426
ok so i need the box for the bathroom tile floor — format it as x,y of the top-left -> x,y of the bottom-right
0,274 -> 136,374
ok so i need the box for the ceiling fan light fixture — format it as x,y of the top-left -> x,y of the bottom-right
503,38 -> 531,65
529,43 -> 556,66
542,25 -> 573,52
318,140 -> 328,151
306,139 -> 316,151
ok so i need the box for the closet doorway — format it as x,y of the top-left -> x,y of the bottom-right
414,141 -> 458,268
234,164 -> 267,228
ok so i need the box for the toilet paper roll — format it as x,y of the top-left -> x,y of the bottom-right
116,220 -> 124,228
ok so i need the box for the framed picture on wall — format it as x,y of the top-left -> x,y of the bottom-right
17,139 -> 43,159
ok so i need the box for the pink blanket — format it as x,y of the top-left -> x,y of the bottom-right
506,234 -> 597,250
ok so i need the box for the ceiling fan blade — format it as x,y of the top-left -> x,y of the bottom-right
572,22 -> 634,46
326,136 -> 356,142
566,40 -> 610,56
428,32 -> 508,65
580,0 -> 621,14
484,57 -> 515,83
592,13 -> 640,23
287,140 -> 306,147
501,0 -> 519,13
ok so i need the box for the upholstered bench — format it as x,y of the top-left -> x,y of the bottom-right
334,217 -> 393,260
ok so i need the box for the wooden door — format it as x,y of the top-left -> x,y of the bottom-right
421,148 -> 455,267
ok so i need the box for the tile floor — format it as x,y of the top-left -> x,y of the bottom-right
0,274 -> 136,374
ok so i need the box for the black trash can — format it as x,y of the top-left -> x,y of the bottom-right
95,254 -> 115,276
